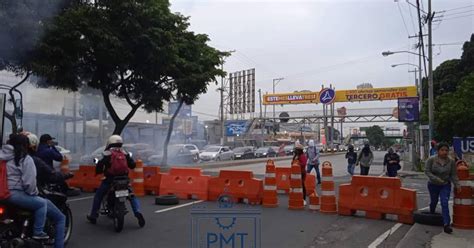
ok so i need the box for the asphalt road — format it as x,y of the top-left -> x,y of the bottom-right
65,152 -> 431,248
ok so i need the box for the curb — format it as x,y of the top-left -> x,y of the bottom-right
395,223 -> 442,248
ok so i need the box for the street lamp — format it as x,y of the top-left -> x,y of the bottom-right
382,50 -> 428,60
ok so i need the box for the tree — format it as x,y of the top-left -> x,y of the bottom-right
0,0 -> 71,133
434,73 -> 474,142
366,125 -> 385,148
30,0 -> 227,137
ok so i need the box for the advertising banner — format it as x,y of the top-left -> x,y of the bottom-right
225,120 -> 249,136
453,137 -> 474,162
263,86 -> 417,105
397,97 -> 420,122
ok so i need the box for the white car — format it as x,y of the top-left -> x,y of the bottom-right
199,146 -> 234,162
171,144 -> 200,162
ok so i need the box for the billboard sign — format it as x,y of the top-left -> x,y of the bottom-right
263,86 -> 417,105
229,69 -> 255,114
225,120 -> 249,136
453,137 -> 474,160
397,97 -> 419,122
168,102 -> 192,117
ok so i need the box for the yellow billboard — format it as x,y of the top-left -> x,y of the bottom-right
263,86 -> 417,105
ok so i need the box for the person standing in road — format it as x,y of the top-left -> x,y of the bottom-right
345,145 -> 357,176
357,144 -> 373,176
293,144 -> 308,205
383,148 -> 401,177
306,140 -> 321,184
425,142 -> 461,234
37,134 -> 63,170
429,140 -> 437,157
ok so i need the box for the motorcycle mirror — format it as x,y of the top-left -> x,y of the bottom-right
93,158 -> 99,164
128,152 -> 133,158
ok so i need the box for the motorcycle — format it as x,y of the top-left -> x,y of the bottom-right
99,176 -> 131,233
0,183 -> 73,248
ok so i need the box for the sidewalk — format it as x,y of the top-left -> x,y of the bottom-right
431,228 -> 474,248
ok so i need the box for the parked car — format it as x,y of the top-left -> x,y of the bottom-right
171,144 -> 200,162
80,146 -> 106,165
233,146 -> 255,160
283,144 -> 295,155
199,146 -> 234,161
148,146 -> 195,166
254,147 -> 278,158
316,143 -> 324,153
79,143 -> 160,165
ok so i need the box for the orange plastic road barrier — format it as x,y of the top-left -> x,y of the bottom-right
338,175 -> 417,224
305,174 -> 316,196
208,170 -> 263,204
308,192 -> 320,211
131,160 -> 145,197
69,165 -> 101,192
60,158 -> 70,174
263,160 -> 278,207
276,167 -> 291,194
453,165 -> 474,229
160,167 -> 210,200
288,161 -> 304,210
143,167 -> 161,195
320,161 -> 337,214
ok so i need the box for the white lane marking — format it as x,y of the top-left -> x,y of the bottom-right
368,223 -> 403,248
67,196 -> 94,202
154,200 -> 204,214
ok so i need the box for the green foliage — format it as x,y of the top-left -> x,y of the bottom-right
365,125 -> 385,147
30,0 -> 227,134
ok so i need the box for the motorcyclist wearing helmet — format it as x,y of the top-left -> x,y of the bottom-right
23,132 -> 67,248
86,135 -> 145,227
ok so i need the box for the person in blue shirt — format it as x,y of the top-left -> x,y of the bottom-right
36,134 -> 63,170
429,140 -> 437,157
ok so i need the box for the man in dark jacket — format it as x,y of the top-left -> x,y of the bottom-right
383,148 -> 401,177
86,135 -> 145,227
37,134 -> 63,170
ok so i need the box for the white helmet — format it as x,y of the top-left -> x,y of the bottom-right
107,135 -> 123,146
23,132 -> 39,149
308,139 -> 315,147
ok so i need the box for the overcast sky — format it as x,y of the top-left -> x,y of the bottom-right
169,0 -> 473,121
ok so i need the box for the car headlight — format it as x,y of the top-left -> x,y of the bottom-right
212,154 -> 216,157
262,153 -> 267,156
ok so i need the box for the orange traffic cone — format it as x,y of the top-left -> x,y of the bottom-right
132,160 -> 145,197
60,158 -> 70,174
288,161 -> 304,210
263,160 -> 278,208
320,161 -> 337,214
453,165 -> 474,229
308,192 -> 320,211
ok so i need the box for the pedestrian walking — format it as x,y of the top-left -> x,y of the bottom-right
383,148 -> 401,177
356,144 -> 373,176
345,145 -> 357,176
425,142 -> 461,234
305,140 -> 321,184
293,143 -> 308,205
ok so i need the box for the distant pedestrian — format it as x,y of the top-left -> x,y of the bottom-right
306,140 -> 321,184
293,143 -> 308,205
424,142 -> 461,234
357,144 -> 373,176
383,148 -> 401,177
429,140 -> 437,157
345,145 -> 357,176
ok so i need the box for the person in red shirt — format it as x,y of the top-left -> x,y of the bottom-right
292,143 -> 308,205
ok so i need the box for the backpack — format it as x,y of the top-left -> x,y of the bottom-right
0,161 -> 10,200
107,149 -> 129,176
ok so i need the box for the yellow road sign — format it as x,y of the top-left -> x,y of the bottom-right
263,86 -> 417,105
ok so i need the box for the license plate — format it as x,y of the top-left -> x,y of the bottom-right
115,190 -> 129,198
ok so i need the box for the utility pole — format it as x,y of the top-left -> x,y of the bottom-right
220,63 -> 225,146
272,78 -> 284,120
427,0 -> 434,144
258,89 -> 264,147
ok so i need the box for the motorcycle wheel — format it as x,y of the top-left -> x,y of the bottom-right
63,206 -> 73,244
113,201 -> 125,233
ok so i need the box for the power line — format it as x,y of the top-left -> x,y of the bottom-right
407,1 -> 418,32
441,14 -> 474,21
441,9 -> 474,17
397,1 -> 412,36
443,4 -> 473,12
